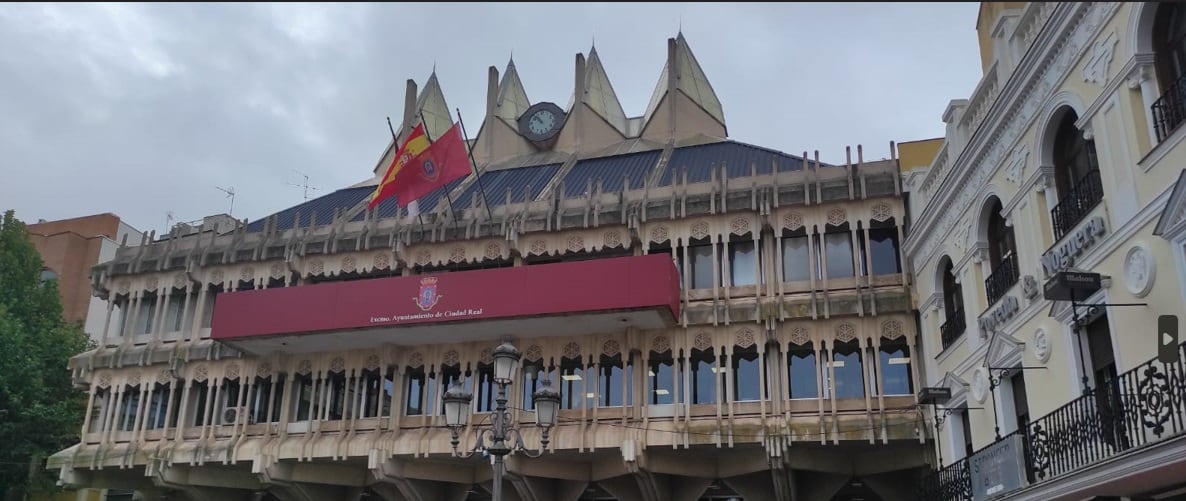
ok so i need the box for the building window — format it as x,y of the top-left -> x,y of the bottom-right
89,388 -> 110,433
521,360 -> 544,410
648,351 -> 677,405
135,294 -> 157,335
1152,3 -> 1186,141
829,341 -> 865,399
599,354 -> 632,407
878,339 -> 912,396
190,380 -> 210,426
959,410 -> 974,460
1050,109 -> 1104,240
291,375 -> 315,421
119,385 -> 141,431
145,383 -> 170,430
201,284 -> 223,329
250,376 -> 284,424
940,258 -> 966,350
728,238 -> 758,287
438,365 -> 464,415
787,342 -> 817,399
984,198 -> 1019,306
1083,314 -> 1125,447
731,345 -> 762,402
868,219 -> 901,275
781,229 -> 811,282
558,357 -> 589,410
474,364 -> 496,413
688,239 -> 716,289
163,293 -> 186,332
689,348 -> 718,404
1010,372 -> 1030,428
823,223 -> 854,279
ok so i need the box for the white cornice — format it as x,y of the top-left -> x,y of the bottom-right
906,4 -> 1123,275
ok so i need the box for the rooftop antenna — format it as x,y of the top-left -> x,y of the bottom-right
165,211 -> 174,233
215,185 -> 236,215
286,169 -> 320,201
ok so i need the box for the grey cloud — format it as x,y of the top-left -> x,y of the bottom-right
0,2 -> 981,233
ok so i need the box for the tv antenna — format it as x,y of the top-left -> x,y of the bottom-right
215,186 -> 236,215
286,169 -> 320,201
165,211 -> 174,232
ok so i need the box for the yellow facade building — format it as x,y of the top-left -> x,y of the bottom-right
906,2 -> 1186,500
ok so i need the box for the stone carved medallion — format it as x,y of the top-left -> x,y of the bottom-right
972,367 -> 989,403
782,213 -> 804,231
1123,243 -> 1155,298
1032,328 -> 1052,363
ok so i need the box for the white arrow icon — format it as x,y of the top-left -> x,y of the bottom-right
1165,332 -> 1175,346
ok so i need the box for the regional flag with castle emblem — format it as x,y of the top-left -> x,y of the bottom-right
388,122 -> 471,211
368,124 -> 429,210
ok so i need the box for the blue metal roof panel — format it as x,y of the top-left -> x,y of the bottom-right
247,187 -> 371,232
659,141 -> 815,186
561,150 -> 662,198
457,163 -> 562,207
352,176 -> 470,221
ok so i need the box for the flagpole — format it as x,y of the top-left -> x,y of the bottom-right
419,111 -> 460,225
387,116 -> 426,230
455,108 -> 494,221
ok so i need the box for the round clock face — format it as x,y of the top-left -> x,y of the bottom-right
518,102 -> 565,142
528,109 -> 557,135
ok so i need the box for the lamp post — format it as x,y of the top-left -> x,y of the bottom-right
443,341 -> 561,501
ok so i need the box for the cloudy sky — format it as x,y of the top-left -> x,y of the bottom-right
0,3 -> 982,235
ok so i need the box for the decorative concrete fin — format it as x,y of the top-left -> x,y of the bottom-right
643,32 -> 726,128
580,46 -> 629,135
495,57 -> 531,127
416,71 -> 454,140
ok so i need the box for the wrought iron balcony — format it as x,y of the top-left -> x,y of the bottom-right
983,252 -> 1019,307
1050,169 -> 1104,241
1152,71 -> 1186,143
917,341 -> 1186,501
940,311 -> 966,351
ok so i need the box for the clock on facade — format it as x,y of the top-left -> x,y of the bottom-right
517,102 -> 567,144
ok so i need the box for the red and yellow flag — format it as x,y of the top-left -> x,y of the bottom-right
369,124 -> 429,209
389,123 -> 472,209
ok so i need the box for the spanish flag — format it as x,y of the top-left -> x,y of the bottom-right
368,124 -> 429,209
387,123 -> 471,211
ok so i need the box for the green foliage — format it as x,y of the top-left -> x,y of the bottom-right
0,210 -> 90,495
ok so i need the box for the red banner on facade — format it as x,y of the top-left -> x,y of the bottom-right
211,254 -> 680,343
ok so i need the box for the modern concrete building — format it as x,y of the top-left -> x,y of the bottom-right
904,2 -> 1186,500
48,33 -> 926,500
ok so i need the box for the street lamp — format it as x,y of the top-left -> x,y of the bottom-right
443,340 -> 561,501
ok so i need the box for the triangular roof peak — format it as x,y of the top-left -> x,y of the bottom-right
416,71 -> 453,140
581,45 -> 628,135
643,32 -> 726,129
494,57 -> 531,127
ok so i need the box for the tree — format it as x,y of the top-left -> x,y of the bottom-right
0,210 -> 90,499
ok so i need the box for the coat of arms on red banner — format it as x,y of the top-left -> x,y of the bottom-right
414,277 -> 442,311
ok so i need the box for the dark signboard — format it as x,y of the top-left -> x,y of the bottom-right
1042,271 -> 1101,301
918,387 -> 952,405
970,433 -> 1028,501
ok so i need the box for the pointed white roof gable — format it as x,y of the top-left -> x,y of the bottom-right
581,46 -> 629,135
416,71 -> 453,139
494,58 -> 530,127
643,32 -> 725,128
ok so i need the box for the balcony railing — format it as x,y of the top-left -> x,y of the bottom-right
1050,169 -> 1105,241
1152,68 -> 1186,143
940,310 -> 966,351
917,341 -> 1186,500
983,252 -> 1019,307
